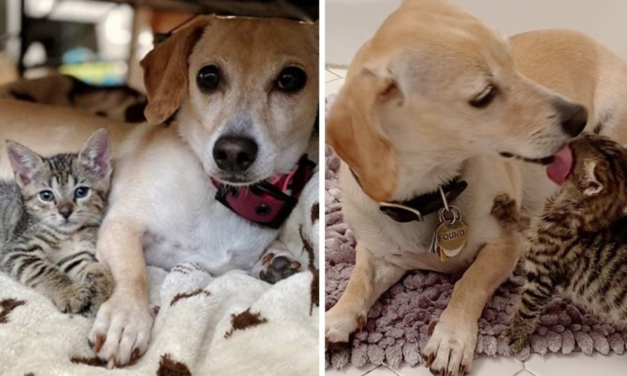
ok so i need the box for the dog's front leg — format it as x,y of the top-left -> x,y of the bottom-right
423,235 -> 520,376
325,243 -> 406,345
88,217 -> 154,368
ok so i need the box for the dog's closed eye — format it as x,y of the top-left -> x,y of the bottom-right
470,85 -> 497,108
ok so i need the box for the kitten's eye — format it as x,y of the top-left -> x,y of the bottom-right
276,66 -> 307,93
74,187 -> 90,199
39,190 -> 55,202
470,85 -> 497,108
197,65 -> 221,93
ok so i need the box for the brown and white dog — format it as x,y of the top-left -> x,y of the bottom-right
325,1 -> 627,375
0,15 -> 318,367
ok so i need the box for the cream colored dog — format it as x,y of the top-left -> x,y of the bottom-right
1,15 -> 318,367
326,1 -> 627,375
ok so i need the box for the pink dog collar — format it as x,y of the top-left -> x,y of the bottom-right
212,156 -> 315,229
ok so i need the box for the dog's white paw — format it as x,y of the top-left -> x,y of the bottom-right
422,317 -> 477,376
89,291 -> 154,367
325,305 -> 367,346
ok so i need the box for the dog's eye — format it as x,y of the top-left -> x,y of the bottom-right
276,66 -> 307,93
470,85 -> 496,108
197,65 -> 221,92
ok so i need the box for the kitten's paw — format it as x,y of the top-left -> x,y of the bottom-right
503,325 -> 530,353
491,194 -> 516,221
53,283 -> 92,314
502,312 -> 536,353
84,264 -> 115,316
491,193 -> 527,232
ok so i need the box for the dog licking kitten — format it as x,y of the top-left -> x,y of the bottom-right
491,133 -> 627,353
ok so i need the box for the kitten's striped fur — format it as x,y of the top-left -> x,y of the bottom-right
0,129 -> 114,315
491,133 -> 627,353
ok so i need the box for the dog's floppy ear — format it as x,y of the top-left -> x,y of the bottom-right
326,72 -> 398,202
141,18 -> 210,125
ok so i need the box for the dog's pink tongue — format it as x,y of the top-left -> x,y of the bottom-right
547,146 -> 573,185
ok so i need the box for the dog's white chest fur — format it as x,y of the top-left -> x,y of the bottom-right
141,197 -> 277,275
140,174 -> 277,275
108,125 -> 278,276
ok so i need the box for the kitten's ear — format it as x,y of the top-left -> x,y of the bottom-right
79,129 -> 112,179
583,160 -> 603,196
5,141 -> 43,186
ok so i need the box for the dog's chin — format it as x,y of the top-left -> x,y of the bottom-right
210,171 -> 273,187
206,158 -> 296,186
213,175 -> 258,186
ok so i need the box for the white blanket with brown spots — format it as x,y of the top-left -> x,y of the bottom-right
0,263 -> 319,376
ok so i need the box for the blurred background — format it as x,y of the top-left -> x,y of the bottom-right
326,0 -> 627,66
0,0 -> 318,90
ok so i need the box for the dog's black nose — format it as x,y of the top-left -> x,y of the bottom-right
213,136 -> 258,172
557,101 -> 587,137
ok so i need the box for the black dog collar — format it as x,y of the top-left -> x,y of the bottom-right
350,169 -> 468,223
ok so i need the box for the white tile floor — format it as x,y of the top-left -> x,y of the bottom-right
325,67 -> 347,96
326,354 -> 627,376
324,66 -> 627,376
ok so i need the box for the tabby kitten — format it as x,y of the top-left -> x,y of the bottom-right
0,129 -> 114,315
491,133 -> 627,353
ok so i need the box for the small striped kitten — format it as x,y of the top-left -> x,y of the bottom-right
491,133 -> 627,353
0,129 -> 114,315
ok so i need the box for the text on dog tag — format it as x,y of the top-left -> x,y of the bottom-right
436,220 -> 468,258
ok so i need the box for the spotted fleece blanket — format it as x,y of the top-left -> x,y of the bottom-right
0,263 -> 319,376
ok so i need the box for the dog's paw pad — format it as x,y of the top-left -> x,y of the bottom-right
260,255 -> 301,284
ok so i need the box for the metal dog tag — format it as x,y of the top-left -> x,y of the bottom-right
431,187 -> 470,262
438,244 -> 448,262
430,227 -> 448,261
436,220 -> 468,258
